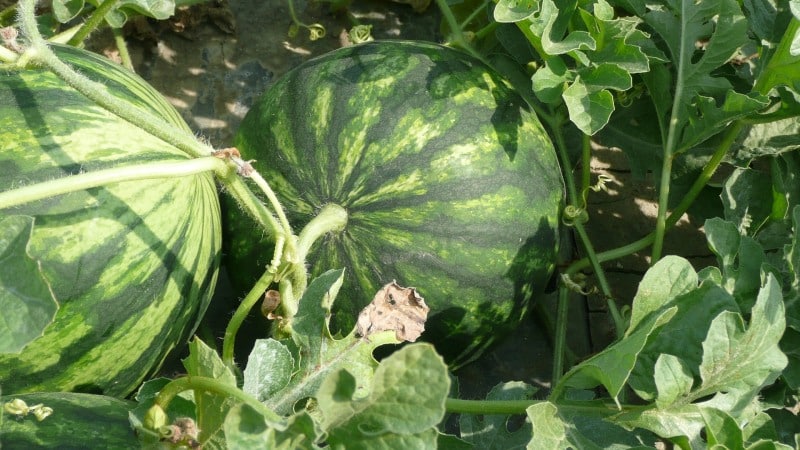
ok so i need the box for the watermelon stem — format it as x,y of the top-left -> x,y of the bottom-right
0,157 -> 227,210
66,0 -> 121,47
222,269 -> 276,372
151,375 -> 285,427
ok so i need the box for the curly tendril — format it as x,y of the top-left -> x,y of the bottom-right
562,205 -> 589,226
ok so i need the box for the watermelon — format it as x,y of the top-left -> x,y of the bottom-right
0,45 -> 221,397
0,392 -> 138,449
224,40 -> 563,366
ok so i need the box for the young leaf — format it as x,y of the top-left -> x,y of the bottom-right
0,215 -> 57,354
242,339 -> 295,403
459,381 -> 536,449
182,337 -> 238,446
705,218 -> 766,311
697,275 -> 787,410
317,344 -> 449,449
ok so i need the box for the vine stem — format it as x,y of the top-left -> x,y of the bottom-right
566,120 -> 745,274
152,376 -> 284,426
445,397 -> 624,416
222,270 -> 275,371
66,0 -> 121,47
435,0 -> 484,62
0,157 -> 228,210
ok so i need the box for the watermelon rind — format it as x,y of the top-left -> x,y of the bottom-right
0,45 -> 221,397
225,40 -> 563,366
0,392 -> 137,449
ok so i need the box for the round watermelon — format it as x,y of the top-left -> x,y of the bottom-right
0,45 -> 221,397
224,40 -> 562,367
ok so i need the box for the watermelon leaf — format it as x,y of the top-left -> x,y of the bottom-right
317,344 -> 449,449
458,381 -> 536,449
0,215 -> 57,355
222,403 -> 317,449
51,0 -> 185,27
242,339 -> 295,403
182,337 -> 238,447
527,400 -> 658,449
251,270 -> 400,415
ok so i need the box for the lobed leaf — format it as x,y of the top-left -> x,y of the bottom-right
256,270 -> 399,415
318,344 -> 449,448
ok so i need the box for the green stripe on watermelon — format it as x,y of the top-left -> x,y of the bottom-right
0,392 -> 137,449
224,40 -> 562,366
0,45 -> 220,397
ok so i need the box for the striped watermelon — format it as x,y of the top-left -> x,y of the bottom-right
0,45 -> 220,397
224,40 -> 562,366
0,392 -> 137,449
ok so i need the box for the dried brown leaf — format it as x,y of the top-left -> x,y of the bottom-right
356,281 -> 429,342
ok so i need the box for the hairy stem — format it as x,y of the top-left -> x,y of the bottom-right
111,26 -> 133,71
67,0 -> 121,47
17,0 -> 212,159
0,157 -> 227,210
222,270 -> 276,371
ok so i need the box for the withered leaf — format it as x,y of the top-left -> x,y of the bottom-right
261,289 -> 282,320
356,281 -> 429,342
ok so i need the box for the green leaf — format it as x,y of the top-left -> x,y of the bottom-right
701,407 -> 745,448
633,0 -> 769,150
627,255 -> 697,332
698,274 -> 787,408
783,205 -> 800,332
705,218 -> 766,312
732,117 -> 800,166
182,337 -> 238,447
318,344 -> 449,449
494,0 -> 540,23
535,0 -> 596,56
52,0 -> 86,22
242,339 -> 295,403
260,270 -> 399,415
721,168 -> 775,234
555,306 -> 676,405
527,401 -> 658,449
562,79 -> 614,135
653,354 -> 694,409
459,381 -> 536,449
0,215 -> 58,354
223,403 -> 317,450
627,258 -> 740,400
531,57 -> 569,104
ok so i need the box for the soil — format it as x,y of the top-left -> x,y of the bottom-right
87,0 -> 714,400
